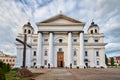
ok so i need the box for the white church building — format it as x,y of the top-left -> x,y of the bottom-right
15,14 -> 107,68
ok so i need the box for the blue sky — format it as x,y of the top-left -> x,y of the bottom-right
0,0 -> 120,57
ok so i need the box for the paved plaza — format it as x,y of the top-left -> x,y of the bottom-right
29,68 -> 120,80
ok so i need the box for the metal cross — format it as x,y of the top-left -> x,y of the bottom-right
16,34 -> 31,68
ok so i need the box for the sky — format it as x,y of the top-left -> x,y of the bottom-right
0,0 -> 120,57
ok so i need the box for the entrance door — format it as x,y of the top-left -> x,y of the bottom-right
57,52 -> 64,67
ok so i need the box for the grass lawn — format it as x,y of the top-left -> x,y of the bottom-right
5,70 -> 42,80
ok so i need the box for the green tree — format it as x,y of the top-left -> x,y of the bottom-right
111,57 -> 115,66
0,61 -> 11,73
6,64 -> 11,72
0,68 -> 6,80
105,54 -> 108,66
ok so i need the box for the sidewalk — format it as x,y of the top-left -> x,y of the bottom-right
30,68 -> 77,80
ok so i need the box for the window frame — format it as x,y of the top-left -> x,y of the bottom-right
84,39 -> 88,43
85,51 -> 88,56
44,60 -> 47,65
73,50 -> 77,56
73,39 -> 77,42
96,51 -> 99,57
28,30 -> 31,34
33,51 -> 36,56
97,61 -> 99,65
94,39 -> 99,43
74,60 -> 77,65
58,48 -> 62,52
44,50 -> 48,56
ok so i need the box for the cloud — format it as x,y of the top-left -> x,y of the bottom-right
0,0 -> 120,57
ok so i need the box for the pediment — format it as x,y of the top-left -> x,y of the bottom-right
39,14 -> 83,24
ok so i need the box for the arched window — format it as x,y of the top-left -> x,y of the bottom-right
74,60 -> 77,65
33,51 -> 36,56
33,62 -> 36,66
85,51 -> 88,56
97,61 -> 99,65
91,30 -> 93,34
96,51 -> 99,56
28,30 -> 31,34
95,29 -> 97,33
24,29 -> 26,33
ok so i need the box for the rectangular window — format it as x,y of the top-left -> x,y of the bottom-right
59,48 -> 62,52
97,61 -> 99,65
85,51 -> 88,56
84,39 -> 88,43
44,60 -> 47,65
74,60 -> 77,65
44,39 -> 48,42
44,51 -> 47,56
94,39 -> 98,43
96,51 -> 99,57
74,51 -> 77,56
73,39 -> 77,42
34,51 -> 36,56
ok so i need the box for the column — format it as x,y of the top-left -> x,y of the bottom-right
79,31 -> 85,68
49,32 -> 54,67
37,32 -> 42,68
68,32 -> 72,67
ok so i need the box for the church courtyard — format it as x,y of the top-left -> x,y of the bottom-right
29,68 -> 120,80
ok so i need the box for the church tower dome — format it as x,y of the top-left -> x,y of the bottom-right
87,21 -> 99,34
22,22 -> 34,34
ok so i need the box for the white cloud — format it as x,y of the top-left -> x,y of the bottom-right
0,0 -> 120,57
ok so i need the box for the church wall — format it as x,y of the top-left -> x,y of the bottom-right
15,15 -> 107,68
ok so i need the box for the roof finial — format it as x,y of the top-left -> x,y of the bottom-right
91,19 -> 94,24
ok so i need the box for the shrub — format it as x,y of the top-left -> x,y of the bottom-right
0,68 -> 6,80
12,68 -> 20,72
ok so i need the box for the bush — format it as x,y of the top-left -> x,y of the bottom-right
0,61 -> 11,73
0,68 -> 6,80
12,68 -> 20,72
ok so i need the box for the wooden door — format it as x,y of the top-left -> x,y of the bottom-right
57,52 -> 64,67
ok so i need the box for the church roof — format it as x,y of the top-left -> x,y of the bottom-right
23,22 -> 34,30
89,22 -> 98,28
38,14 -> 84,23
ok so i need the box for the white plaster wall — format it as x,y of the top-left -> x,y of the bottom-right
38,25 -> 83,31
50,19 -> 75,24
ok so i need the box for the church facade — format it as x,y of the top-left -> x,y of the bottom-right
15,14 -> 107,68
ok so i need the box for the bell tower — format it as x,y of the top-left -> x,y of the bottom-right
22,22 -> 34,35
87,21 -> 99,34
